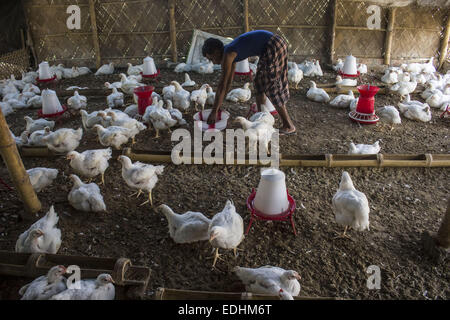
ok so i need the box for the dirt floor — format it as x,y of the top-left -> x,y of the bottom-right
0,66 -> 449,300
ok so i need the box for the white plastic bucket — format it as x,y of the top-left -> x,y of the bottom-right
343,55 -> 358,76
42,89 -> 63,114
254,168 -> 289,215
143,56 -> 157,75
235,59 -> 250,74
38,61 -> 53,80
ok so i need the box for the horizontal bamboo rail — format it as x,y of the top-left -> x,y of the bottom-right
155,287 -> 341,300
18,147 -> 450,168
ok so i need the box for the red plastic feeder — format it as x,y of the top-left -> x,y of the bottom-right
140,70 -> 160,79
134,85 -> 154,115
37,105 -> 68,124
338,70 -> 360,79
234,70 -> 253,82
36,75 -> 57,83
349,84 -> 380,124
246,188 -> 297,235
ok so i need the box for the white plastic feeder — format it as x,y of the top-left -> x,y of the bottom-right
38,61 -> 53,80
235,59 -> 250,74
342,55 -> 358,76
142,56 -> 157,76
254,168 -> 289,215
42,89 -> 63,114
262,98 -> 277,115
193,109 -> 230,131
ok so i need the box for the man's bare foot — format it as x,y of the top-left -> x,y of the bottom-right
279,127 -> 296,135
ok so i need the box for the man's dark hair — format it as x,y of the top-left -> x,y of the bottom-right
202,38 -> 224,57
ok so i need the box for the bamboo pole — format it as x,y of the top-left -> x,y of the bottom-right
438,14 -> 450,71
436,198 -> 450,248
329,0 -> 338,65
0,109 -> 41,219
169,0 -> 177,63
88,0 -> 102,69
244,0 -> 249,33
155,287 -> 341,300
384,7 -> 396,66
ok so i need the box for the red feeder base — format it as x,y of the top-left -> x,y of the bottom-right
348,110 -> 379,124
246,188 -> 297,235
338,70 -> 360,79
234,70 -> 253,82
37,105 -> 68,125
140,70 -> 160,81
36,75 -> 57,83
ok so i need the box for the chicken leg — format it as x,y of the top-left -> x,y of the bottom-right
139,191 -> 153,207
154,129 -> 160,138
129,189 -> 143,198
333,226 -> 352,240
211,248 -> 224,268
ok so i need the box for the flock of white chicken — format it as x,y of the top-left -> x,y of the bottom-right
1,55 -> 447,300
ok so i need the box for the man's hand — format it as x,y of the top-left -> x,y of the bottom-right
207,109 -> 218,125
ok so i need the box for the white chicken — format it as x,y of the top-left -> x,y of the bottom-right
127,62 -> 143,76
1,101 -> 14,116
26,167 -> 58,192
208,200 -> 244,267
306,81 -> 330,103
234,116 -> 275,153
68,174 -> 106,213
41,128 -> 83,153
157,204 -> 212,244
390,80 -> 417,98
377,106 -> 401,125
19,265 -> 67,300
190,84 -> 209,111
171,81 -> 191,113
93,124 -> 132,150
348,141 -> 380,155
24,116 -> 55,133
421,57 -> 436,74
426,91 -> 450,110
11,129 -> 29,147
287,63 -> 303,89
95,62 -> 114,76
117,155 -> 164,206
26,95 -> 43,109
398,103 -> 432,122
123,104 -> 139,119
15,205 -> 62,254
105,111 -> 146,143
67,91 -> 87,113
249,111 -> 275,126
119,73 -> 143,95
80,110 -> 103,130
104,81 -> 121,89
233,266 -> 301,298
226,82 -> 251,103
174,62 -> 191,73
23,83 -> 41,95
381,70 -> 398,84
206,86 -> 216,106
166,100 -> 187,126
181,73 -> 196,87
349,97 -> 359,111
26,127 -> 52,146
106,87 -> 124,108
50,274 -> 115,300
330,91 -> 355,108
335,75 -> 357,87
162,84 -> 175,101
66,148 -> 112,185
332,171 -> 370,238
249,57 -> 259,75
357,63 -> 367,74
333,59 -> 344,72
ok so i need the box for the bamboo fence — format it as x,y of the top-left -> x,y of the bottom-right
5,0 -> 450,71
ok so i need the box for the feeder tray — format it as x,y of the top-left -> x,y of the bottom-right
234,70 -> 253,81
194,109 -> 230,131
348,110 -> 379,124
338,70 -> 360,79
246,188 -> 297,235
0,251 -> 151,300
37,105 -> 68,124
36,75 -> 57,83
140,70 -> 160,79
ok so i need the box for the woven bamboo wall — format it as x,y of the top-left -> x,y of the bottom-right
20,0 -> 449,68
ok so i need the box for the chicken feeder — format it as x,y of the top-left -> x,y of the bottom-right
37,61 -> 56,83
234,58 -> 253,81
141,56 -> 160,79
338,55 -> 360,79
38,89 -> 67,122
349,84 -> 379,124
193,109 -> 230,131
134,85 -> 154,115
246,168 -> 297,235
